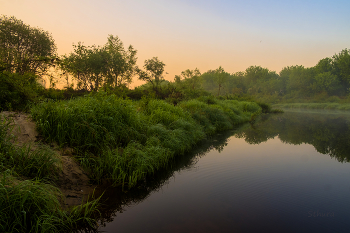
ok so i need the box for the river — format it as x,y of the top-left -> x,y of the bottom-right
97,110 -> 350,233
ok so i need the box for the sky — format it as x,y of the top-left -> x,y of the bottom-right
1,0 -> 350,87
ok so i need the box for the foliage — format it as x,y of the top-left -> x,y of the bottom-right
31,94 -> 261,188
0,15 -> 57,75
136,57 -> 166,95
31,92 -> 145,153
60,35 -> 137,91
0,176 -> 100,233
0,115 -> 59,180
0,72 -> 46,111
0,116 -> 101,233
170,49 -> 350,105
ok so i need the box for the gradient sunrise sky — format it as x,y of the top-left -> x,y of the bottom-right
1,0 -> 349,86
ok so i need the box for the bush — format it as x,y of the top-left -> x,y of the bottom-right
0,72 -> 45,111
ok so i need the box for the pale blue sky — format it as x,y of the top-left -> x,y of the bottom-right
1,0 -> 349,86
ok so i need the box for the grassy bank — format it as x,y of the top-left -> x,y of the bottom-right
0,115 -> 100,233
272,103 -> 350,111
31,93 -> 262,188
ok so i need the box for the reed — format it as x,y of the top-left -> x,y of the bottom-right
273,103 -> 350,110
0,175 -> 100,233
31,92 -> 145,153
0,115 -> 101,233
31,93 -> 262,188
0,115 -> 60,180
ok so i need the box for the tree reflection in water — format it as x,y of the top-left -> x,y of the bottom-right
88,110 -> 350,232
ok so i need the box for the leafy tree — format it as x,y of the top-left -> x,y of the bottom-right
281,65 -> 314,96
312,72 -> 340,95
229,72 -> 246,94
180,68 -> 202,90
244,66 -> 272,94
0,15 -> 56,75
60,35 -> 137,91
103,35 -> 137,89
332,49 -> 350,91
213,66 -> 230,96
201,67 -> 230,96
314,58 -> 333,74
60,42 -> 91,90
200,70 -> 216,93
136,57 -> 166,95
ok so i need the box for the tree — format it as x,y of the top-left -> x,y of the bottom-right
60,35 -> 137,91
103,35 -> 137,89
136,57 -> 166,94
214,66 -> 230,96
332,49 -> 350,90
312,72 -> 340,95
180,68 -> 202,90
314,58 -> 333,74
0,15 -> 56,75
200,67 -> 230,96
281,65 -> 314,96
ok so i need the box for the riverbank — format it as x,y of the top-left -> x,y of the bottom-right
0,112 -> 100,232
1,94 -> 267,232
31,93 -> 263,188
272,102 -> 350,110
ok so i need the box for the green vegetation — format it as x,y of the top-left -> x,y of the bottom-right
178,51 -> 350,105
272,103 -> 350,110
0,15 -> 56,75
0,115 -> 59,180
0,15 -> 282,232
31,92 -> 262,188
60,35 -> 137,91
0,115 -> 100,232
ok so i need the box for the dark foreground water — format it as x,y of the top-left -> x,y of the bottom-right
97,110 -> 350,233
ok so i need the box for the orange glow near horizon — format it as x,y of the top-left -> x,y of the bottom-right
1,0 -> 349,88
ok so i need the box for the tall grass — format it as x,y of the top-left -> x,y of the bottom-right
31,92 -> 262,188
0,115 -> 60,180
179,99 -> 261,135
31,93 -> 145,153
273,103 -> 350,111
0,174 -> 100,233
0,115 -> 101,232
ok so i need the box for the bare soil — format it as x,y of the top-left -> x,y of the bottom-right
0,111 -> 97,208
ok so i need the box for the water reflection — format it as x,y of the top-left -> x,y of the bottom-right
94,130 -> 234,229
236,110 -> 350,162
93,110 -> 350,232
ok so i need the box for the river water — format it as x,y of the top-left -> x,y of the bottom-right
98,110 -> 350,233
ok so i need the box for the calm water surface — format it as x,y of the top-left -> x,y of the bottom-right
98,110 -> 350,233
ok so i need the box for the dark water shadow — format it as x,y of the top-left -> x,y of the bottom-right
84,110 -> 350,232
236,110 -> 350,162
91,128 -> 243,230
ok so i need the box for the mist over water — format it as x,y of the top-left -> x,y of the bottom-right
98,110 -> 350,233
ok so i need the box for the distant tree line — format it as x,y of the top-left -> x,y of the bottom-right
1,15 -> 350,110
170,49 -> 350,103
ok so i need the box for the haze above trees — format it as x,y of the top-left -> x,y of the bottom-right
1,15 -> 350,109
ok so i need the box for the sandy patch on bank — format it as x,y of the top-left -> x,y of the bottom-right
0,111 -> 96,208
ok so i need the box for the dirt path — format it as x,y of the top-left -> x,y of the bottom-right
0,111 -> 96,208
